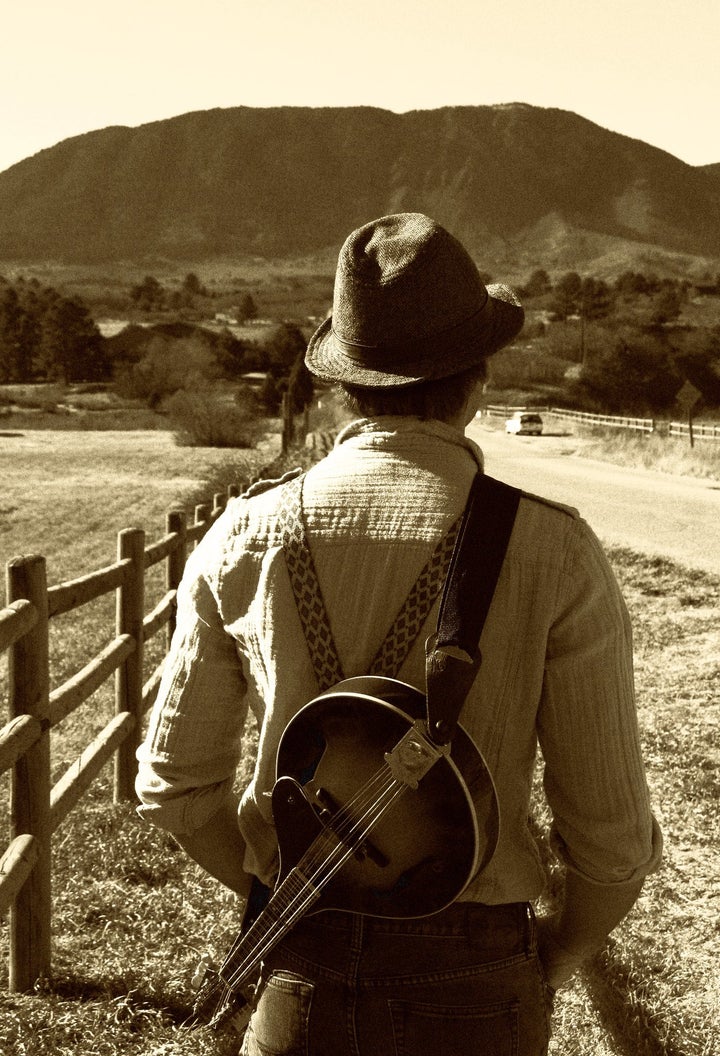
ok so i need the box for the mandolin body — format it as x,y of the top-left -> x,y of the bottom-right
187,676 -> 500,1032
273,675 -> 499,919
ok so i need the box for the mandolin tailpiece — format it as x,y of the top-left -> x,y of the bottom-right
383,721 -> 450,789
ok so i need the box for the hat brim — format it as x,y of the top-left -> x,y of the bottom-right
306,283 -> 524,388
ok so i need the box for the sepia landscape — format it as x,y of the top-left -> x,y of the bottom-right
1,101 -> 719,1055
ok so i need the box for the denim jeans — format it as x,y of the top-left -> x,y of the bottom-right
240,901 -> 553,1055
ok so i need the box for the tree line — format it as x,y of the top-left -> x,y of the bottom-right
489,268 -> 720,414
128,272 -> 258,322
0,276 -> 310,408
0,276 -> 109,384
3,267 -> 718,420
516,267 -> 715,324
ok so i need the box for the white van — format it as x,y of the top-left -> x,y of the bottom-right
505,411 -> 543,436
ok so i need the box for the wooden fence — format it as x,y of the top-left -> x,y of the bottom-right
0,483 -> 243,992
483,404 -> 655,432
484,404 -> 720,440
668,420 -> 720,442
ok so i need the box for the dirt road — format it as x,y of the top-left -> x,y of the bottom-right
467,419 -> 720,577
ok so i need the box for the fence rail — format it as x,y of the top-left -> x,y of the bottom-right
484,404 -> 720,440
548,407 -> 655,432
668,420 -> 720,441
0,482 -> 243,992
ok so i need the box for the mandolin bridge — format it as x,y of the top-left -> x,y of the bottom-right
384,721 -> 449,789
310,785 -> 390,867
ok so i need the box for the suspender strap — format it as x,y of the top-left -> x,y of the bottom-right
278,475 -> 343,692
368,518 -> 460,678
279,474 -> 462,689
425,472 -> 521,745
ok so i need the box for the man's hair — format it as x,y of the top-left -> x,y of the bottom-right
337,362 -> 487,422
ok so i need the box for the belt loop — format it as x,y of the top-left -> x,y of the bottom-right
525,902 -> 537,953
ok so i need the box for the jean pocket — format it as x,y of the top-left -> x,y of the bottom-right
242,971 -> 314,1056
388,998 -> 519,1056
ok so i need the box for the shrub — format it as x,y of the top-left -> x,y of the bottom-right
113,336 -> 221,407
166,383 -> 264,448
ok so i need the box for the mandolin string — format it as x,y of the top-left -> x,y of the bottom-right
217,710 -> 442,997
220,789 -> 407,997
202,769 -> 403,1011
219,766 -> 409,992
213,765 -> 396,984
219,774 -> 406,992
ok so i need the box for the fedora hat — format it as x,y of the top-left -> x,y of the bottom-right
306,213 -> 524,388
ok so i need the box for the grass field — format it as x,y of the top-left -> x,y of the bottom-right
1,424 -> 719,1054
0,429 -> 277,598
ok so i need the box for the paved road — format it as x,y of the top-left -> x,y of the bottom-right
467,419 -> 720,577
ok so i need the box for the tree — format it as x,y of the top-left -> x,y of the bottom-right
581,277 -> 614,321
15,289 -> 43,380
286,350 -> 314,412
650,286 -> 682,325
182,272 -> 206,298
536,319 -> 615,366
615,271 -> 652,299
236,293 -> 258,323
259,372 -> 281,413
215,328 -> 249,377
575,326 -> 683,413
115,335 -> 220,406
672,326 -> 720,405
38,294 -> 109,383
522,268 -> 552,298
264,323 -> 306,377
0,286 -> 24,382
130,275 -> 165,312
549,272 -> 582,320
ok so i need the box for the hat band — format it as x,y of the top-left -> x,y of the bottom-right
332,296 -> 492,368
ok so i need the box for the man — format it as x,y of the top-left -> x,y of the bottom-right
136,213 -> 661,1055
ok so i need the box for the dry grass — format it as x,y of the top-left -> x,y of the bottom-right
0,429 -> 278,600
576,428 -> 720,481
1,427 -> 719,1054
544,549 -> 720,1055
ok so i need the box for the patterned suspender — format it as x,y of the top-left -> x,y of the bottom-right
278,474 -> 461,691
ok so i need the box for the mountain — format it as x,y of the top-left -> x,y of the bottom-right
700,162 -> 720,179
1,104 -> 719,270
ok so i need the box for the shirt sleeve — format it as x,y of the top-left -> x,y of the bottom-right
538,518 -> 662,886
135,538 -> 249,835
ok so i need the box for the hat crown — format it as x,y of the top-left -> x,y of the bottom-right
305,212 -> 524,388
334,213 -> 485,347
345,213 -> 436,283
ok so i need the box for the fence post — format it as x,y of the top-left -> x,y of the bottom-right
6,554 -> 51,991
281,391 -> 294,453
114,528 -> 145,801
166,510 -> 186,649
194,503 -> 211,536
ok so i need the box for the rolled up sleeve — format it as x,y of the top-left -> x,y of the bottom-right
538,519 -> 662,886
136,545 -> 249,835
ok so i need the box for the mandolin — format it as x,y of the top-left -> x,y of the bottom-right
186,674 -> 499,1035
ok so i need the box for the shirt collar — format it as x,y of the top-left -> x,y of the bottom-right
334,416 -> 484,471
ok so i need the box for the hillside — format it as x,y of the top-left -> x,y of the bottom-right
1,104 -> 720,270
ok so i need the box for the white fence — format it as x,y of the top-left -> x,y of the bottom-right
484,405 -> 720,441
668,421 -> 720,441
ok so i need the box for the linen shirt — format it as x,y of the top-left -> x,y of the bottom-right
136,417 -> 661,904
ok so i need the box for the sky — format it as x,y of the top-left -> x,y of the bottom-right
2,0 -> 718,176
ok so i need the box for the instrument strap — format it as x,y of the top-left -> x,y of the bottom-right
425,472 -> 521,744
278,473 -> 462,690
